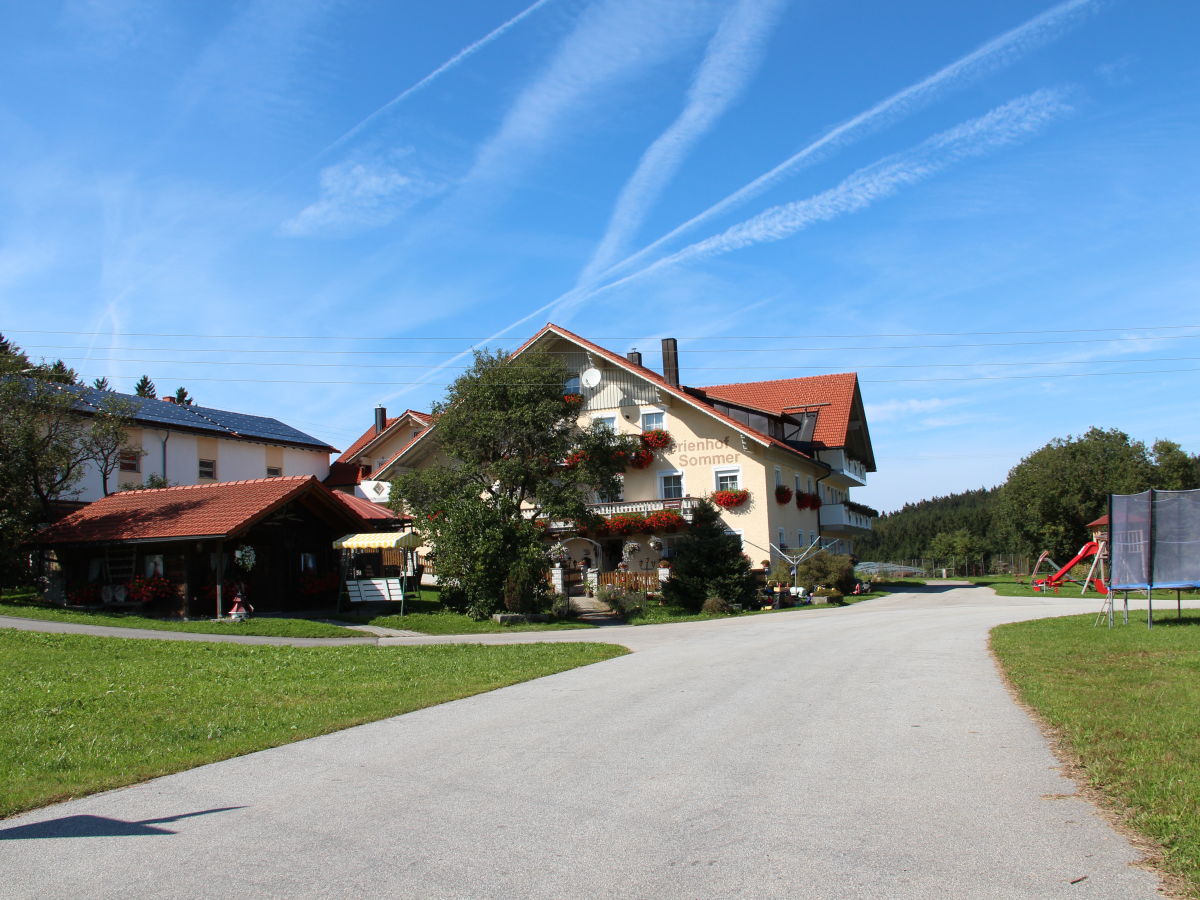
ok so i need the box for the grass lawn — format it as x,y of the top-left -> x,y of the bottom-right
963,575 -> 1107,599
992,610 -> 1200,897
0,630 -> 626,819
0,594 -> 363,639
332,590 -> 595,633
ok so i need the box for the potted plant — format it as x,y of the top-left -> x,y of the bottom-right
775,485 -> 793,504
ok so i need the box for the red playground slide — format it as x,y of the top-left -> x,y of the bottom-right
1032,541 -> 1106,592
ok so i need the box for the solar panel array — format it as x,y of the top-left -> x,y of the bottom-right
62,384 -> 333,450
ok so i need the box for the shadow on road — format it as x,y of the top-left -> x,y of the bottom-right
888,582 -> 979,594
0,807 -> 245,840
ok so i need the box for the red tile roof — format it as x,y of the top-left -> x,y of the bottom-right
517,323 -> 807,458
325,461 -> 365,487
698,373 -> 860,447
335,410 -> 430,464
33,476 -> 368,545
375,323 -> 873,474
332,491 -> 398,521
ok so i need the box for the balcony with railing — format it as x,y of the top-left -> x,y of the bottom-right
816,449 -> 868,486
545,496 -> 704,532
820,502 -> 874,535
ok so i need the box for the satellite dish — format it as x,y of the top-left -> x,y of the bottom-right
580,367 -> 602,389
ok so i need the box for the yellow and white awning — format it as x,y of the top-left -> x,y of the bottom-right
332,531 -> 423,550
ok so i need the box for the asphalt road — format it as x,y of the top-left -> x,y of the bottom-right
0,587 -> 1170,899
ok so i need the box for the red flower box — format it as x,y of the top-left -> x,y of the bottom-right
563,393 -> 584,406
712,489 -> 750,509
126,574 -> 175,603
774,485 -> 793,504
640,429 -> 672,450
643,510 -> 687,532
605,513 -> 647,535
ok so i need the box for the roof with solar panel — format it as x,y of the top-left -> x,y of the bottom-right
50,383 -> 336,452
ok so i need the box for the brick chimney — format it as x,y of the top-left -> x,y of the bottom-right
627,348 -> 642,366
661,338 -> 679,387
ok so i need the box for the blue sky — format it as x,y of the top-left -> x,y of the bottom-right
2,0 -> 1198,513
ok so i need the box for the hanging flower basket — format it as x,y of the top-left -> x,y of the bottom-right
796,492 -> 817,510
712,489 -> 750,509
774,485 -> 793,504
621,540 -> 641,561
234,545 -> 256,572
640,429 -> 672,450
628,448 -> 655,469
812,495 -> 823,509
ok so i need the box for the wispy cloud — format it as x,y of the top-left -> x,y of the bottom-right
577,0 -> 790,283
597,0 -> 1100,282
865,396 -> 962,424
316,0 -> 561,163
600,87 -> 1078,286
174,0 -> 340,126
460,0 -> 719,190
282,153 -> 443,237
478,0 -> 1099,340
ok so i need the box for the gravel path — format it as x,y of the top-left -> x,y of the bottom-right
0,587 -> 1171,898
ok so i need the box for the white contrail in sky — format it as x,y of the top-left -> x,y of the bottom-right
606,88 -> 1075,285
594,0 -> 1099,284
577,0 -> 790,284
317,0 -> 560,162
382,0 -> 1096,403
379,87 -> 1074,404
469,0 -> 1100,345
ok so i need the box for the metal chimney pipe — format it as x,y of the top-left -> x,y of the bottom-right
661,338 -> 680,387
374,406 -> 387,435
627,348 -> 643,366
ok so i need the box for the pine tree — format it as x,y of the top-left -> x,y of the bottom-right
662,499 -> 759,612
46,360 -> 79,384
173,386 -> 193,406
134,375 -> 157,398
92,376 -> 111,391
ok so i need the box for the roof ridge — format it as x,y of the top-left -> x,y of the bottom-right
115,475 -> 313,495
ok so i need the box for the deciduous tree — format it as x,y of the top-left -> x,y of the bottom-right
391,349 -> 639,619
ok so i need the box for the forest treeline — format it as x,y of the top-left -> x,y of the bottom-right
858,427 -> 1200,565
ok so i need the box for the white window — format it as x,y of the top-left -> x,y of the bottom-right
592,416 -> 616,432
794,473 -> 802,493
714,466 -> 741,491
266,466 -> 283,478
778,528 -> 786,549
774,466 -> 783,487
641,411 -> 664,431
198,459 -> 216,479
807,476 -> 814,493
725,529 -> 744,548
798,530 -> 806,548
564,374 -> 581,395
119,450 -> 141,473
658,471 -> 683,500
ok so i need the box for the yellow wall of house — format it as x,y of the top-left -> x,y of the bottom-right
579,368 -> 823,564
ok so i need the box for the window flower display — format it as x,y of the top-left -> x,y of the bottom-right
712,489 -> 750,509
